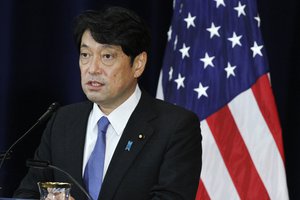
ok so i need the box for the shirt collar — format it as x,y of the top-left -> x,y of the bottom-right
90,85 -> 141,136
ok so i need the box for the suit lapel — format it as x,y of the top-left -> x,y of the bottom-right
64,102 -> 93,188
100,92 -> 156,199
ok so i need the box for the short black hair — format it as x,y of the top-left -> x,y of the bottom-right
73,6 -> 151,62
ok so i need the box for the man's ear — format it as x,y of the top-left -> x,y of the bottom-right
133,52 -> 147,78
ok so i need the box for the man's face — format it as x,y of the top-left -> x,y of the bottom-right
79,30 -> 146,114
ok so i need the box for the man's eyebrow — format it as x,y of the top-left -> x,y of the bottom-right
80,43 -> 89,48
80,43 -> 120,51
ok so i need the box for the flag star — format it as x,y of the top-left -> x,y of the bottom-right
174,35 -> 178,50
228,32 -> 242,48
168,67 -> 173,81
251,41 -> 263,57
200,52 -> 215,69
234,1 -> 246,17
206,22 -> 221,38
174,73 -> 185,89
184,12 -> 196,29
194,82 -> 209,99
225,62 -> 237,78
167,26 -> 172,41
254,14 -> 261,27
179,43 -> 190,59
214,0 -> 225,8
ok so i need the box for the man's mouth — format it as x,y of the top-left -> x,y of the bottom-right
87,81 -> 105,88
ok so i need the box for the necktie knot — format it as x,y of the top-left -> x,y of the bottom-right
98,116 -> 110,135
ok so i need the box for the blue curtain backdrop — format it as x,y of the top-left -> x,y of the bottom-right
0,0 -> 299,199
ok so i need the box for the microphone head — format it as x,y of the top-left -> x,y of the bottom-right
49,102 -> 60,111
38,102 -> 60,122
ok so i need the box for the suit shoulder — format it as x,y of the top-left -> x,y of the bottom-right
149,97 -> 199,121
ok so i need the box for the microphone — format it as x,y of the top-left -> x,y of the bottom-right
0,102 -> 60,169
37,102 -> 60,122
26,159 -> 92,200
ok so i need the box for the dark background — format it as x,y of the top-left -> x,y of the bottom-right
0,0 -> 299,199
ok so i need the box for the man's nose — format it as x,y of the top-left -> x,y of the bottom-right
88,57 -> 103,74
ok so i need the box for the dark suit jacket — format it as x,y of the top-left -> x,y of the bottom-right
14,91 -> 202,200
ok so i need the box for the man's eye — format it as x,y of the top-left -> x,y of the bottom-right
103,54 -> 113,59
100,53 -> 116,66
80,53 -> 89,58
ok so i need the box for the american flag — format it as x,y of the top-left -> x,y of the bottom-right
156,0 -> 289,199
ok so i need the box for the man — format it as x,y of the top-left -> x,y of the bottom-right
14,6 -> 202,200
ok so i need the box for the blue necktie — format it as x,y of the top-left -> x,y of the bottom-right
84,116 -> 110,200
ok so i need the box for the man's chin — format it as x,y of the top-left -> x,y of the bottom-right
85,94 -> 103,103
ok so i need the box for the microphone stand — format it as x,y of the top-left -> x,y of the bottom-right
0,102 -> 59,170
0,151 -> 11,160
0,102 -> 59,193
0,152 -> 11,191
0,120 -> 41,169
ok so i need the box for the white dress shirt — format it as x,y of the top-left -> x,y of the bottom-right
82,85 -> 141,179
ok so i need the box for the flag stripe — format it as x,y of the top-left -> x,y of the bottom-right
228,77 -> 288,199
196,180 -> 210,200
200,120 -> 239,200
206,106 -> 270,199
251,74 -> 285,160
156,69 -> 164,100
